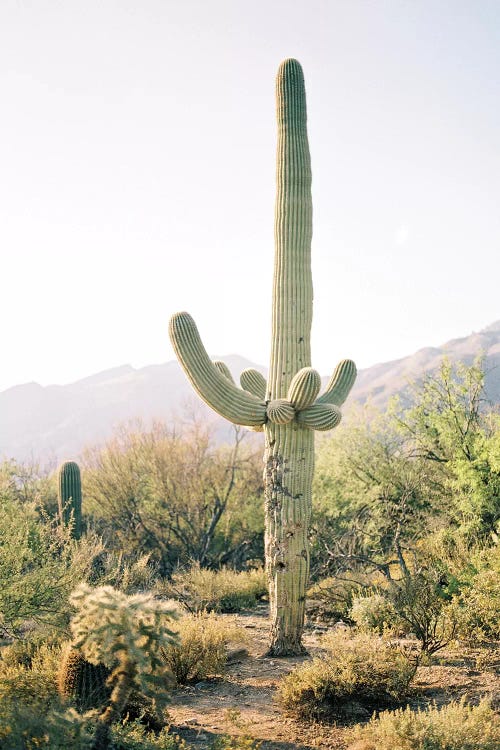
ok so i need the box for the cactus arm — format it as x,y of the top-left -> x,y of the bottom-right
296,402 -> 342,431
287,367 -> 321,410
240,368 -> 267,399
169,312 -> 267,427
213,360 -> 235,383
316,359 -> 357,406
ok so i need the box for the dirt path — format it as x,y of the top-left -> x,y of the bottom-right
167,606 -> 500,750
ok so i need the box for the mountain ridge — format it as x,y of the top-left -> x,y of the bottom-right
1,323 -> 499,464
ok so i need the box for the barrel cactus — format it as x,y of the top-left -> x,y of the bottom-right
169,59 -> 356,655
58,644 -> 111,712
57,460 -> 82,539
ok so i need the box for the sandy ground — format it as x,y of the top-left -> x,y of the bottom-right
167,605 -> 500,750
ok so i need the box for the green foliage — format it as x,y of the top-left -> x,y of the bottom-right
0,642 -> 87,750
349,593 -> 400,635
161,612 -> 246,684
456,542 -> 500,641
346,697 -> 500,750
0,492 -> 103,639
58,460 -> 83,539
83,422 -> 263,575
277,630 -> 415,720
389,568 -> 459,655
165,565 -> 267,613
312,404 -> 440,581
109,721 -> 187,750
87,550 -> 160,594
393,358 -> 500,539
307,572 -> 374,622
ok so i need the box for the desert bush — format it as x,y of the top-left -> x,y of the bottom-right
0,643 -> 61,709
83,422 -> 263,574
306,573 -> 372,623
277,630 -> 415,721
456,543 -> 500,641
0,643 -> 86,749
346,697 -> 500,750
349,593 -> 401,634
0,705 -> 95,750
110,720 -> 188,749
87,550 -> 160,593
165,565 -> 267,613
0,493 -> 104,639
161,612 -> 245,684
389,570 -> 459,655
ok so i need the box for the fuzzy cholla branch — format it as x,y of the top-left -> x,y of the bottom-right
69,584 -> 180,749
70,583 -> 179,671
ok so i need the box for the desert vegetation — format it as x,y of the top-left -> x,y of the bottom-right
0,357 -> 499,748
1,55 -> 498,749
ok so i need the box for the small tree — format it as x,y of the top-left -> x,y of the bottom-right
69,584 -> 179,750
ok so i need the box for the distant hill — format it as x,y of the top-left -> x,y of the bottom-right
1,322 -> 499,464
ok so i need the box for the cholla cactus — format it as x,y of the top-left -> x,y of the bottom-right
169,59 -> 356,655
57,460 -> 82,539
69,584 -> 179,750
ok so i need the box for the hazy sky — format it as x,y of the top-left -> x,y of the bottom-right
1,0 -> 499,392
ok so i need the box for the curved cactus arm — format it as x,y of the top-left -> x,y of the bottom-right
316,359 -> 357,406
213,360 -> 235,383
296,402 -> 342,431
287,367 -> 321,410
240,368 -> 267,399
169,312 -> 267,427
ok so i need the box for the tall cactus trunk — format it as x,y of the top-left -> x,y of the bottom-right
264,59 -> 313,656
169,58 -> 357,657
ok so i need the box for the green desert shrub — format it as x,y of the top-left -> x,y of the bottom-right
0,492 -> 105,639
277,630 -> 415,721
0,644 -> 83,750
306,572 -> 376,623
161,612 -> 246,684
0,642 -> 61,708
0,706 -> 94,750
349,593 -> 401,634
166,565 -> 267,613
456,544 -> 500,641
389,570 -> 459,655
87,550 -> 160,593
110,720 -> 188,749
346,697 -> 500,750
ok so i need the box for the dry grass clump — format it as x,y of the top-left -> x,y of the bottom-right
346,697 -> 500,750
161,612 -> 246,684
166,565 -> 267,613
277,629 -> 415,721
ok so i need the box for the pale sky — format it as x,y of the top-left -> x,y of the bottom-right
1,0 -> 499,393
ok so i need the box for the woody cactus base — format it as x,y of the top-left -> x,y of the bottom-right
169,59 -> 356,655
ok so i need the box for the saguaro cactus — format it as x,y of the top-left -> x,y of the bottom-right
169,59 -> 356,655
57,460 -> 82,539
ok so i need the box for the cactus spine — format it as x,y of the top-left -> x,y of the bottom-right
57,460 -> 82,539
58,645 -> 111,711
169,59 -> 357,655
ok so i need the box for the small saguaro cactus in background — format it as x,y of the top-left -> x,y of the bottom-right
57,460 -> 82,539
169,59 -> 356,656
